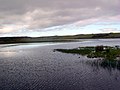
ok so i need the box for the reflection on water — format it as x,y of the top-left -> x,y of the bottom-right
0,51 -> 16,57
87,59 -> 120,71
0,39 -> 120,90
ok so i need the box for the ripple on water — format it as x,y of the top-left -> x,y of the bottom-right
0,39 -> 120,90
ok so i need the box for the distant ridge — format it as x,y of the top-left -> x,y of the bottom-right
0,33 -> 120,44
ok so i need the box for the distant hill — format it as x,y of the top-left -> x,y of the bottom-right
0,33 -> 120,44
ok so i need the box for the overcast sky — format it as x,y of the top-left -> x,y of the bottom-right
0,0 -> 120,37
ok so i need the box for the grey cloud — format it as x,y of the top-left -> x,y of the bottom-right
0,0 -> 120,33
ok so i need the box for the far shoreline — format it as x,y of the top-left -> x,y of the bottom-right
0,33 -> 120,44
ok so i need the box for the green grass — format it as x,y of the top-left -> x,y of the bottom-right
55,46 -> 120,60
56,47 -> 94,55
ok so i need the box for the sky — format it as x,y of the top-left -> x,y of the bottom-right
0,0 -> 120,37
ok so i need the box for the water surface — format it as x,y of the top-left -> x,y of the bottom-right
0,39 -> 120,90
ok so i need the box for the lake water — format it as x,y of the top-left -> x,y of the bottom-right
0,39 -> 120,90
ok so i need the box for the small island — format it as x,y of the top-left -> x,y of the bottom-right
55,45 -> 120,60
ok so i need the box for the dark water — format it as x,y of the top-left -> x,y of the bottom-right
0,39 -> 120,90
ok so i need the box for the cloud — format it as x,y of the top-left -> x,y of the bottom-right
0,25 -> 28,34
0,0 -> 120,35
100,28 -> 120,33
